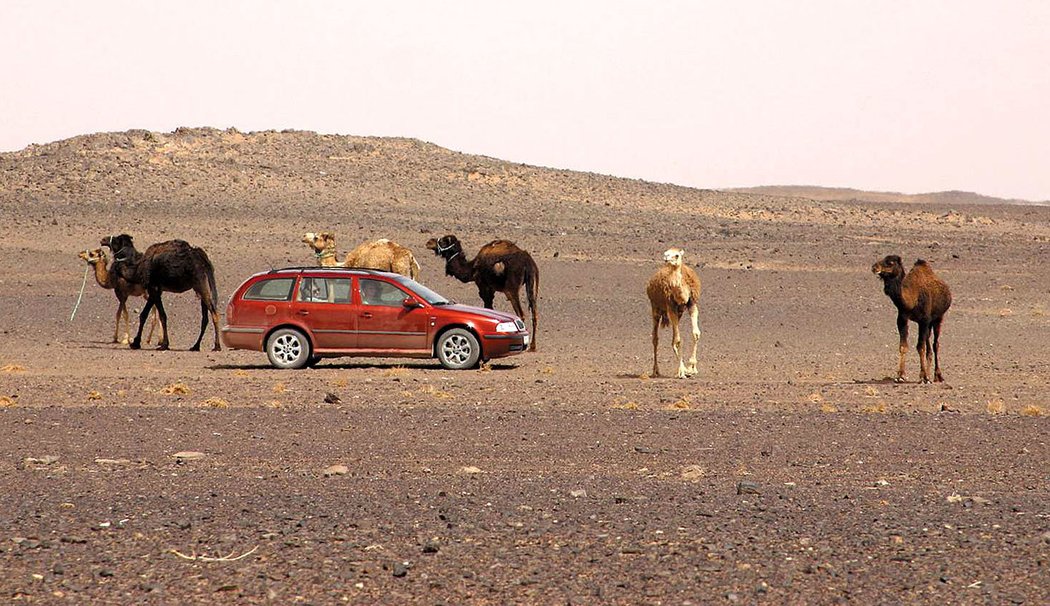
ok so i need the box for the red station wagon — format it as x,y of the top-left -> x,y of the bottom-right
221,267 -> 530,369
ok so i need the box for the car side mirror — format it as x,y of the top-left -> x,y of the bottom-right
402,297 -> 423,309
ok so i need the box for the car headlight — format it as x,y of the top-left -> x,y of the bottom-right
495,321 -> 518,333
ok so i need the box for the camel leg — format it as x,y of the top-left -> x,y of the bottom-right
146,307 -> 158,345
685,304 -> 700,376
479,287 -> 496,310
132,295 -> 163,350
669,311 -> 686,379
651,313 -> 661,377
190,298 -> 209,351
210,303 -> 221,352
115,298 -> 127,344
895,313 -> 908,382
932,317 -> 945,382
152,295 -> 170,350
916,321 -> 931,384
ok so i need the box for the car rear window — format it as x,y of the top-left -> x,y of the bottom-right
243,277 -> 295,301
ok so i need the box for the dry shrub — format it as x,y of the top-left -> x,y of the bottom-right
1032,305 -> 1046,317
864,386 -> 879,397
540,366 -> 554,375
382,366 -> 408,378
999,308 -> 1013,317
669,396 -> 691,410
612,400 -> 639,410
0,395 -> 16,408
330,378 -> 349,388
233,370 -> 249,377
200,397 -> 229,409
272,383 -> 286,394
820,402 -> 838,413
1020,405 -> 1044,417
87,391 -> 103,401
267,400 -> 282,408
1,364 -> 26,373
862,401 -> 887,414
161,382 -> 190,395
807,392 -> 824,404
986,399 -> 1005,415
419,384 -> 453,399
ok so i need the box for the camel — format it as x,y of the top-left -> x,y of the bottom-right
646,248 -> 701,379
77,248 -> 158,345
872,255 -> 952,383
301,232 -> 421,279
103,234 -> 221,351
425,234 -> 539,351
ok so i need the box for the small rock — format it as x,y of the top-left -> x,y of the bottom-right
172,451 -> 205,461
422,539 -> 440,554
25,455 -> 60,466
634,446 -> 655,454
323,465 -> 349,477
1041,531 -> 1050,544
736,481 -> 761,495
458,466 -> 483,475
681,465 -> 705,481
570,489 -> 588,498
323,392 -> 341,404
392,561 -> 410,577
95,458 -> 132,466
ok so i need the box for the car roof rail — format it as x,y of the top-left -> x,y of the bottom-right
268,266 -> 394,276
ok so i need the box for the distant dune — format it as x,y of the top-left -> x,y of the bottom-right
728,185 -> 1045,206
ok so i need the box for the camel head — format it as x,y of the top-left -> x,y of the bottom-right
78,248 -> 106,265
426,235 -> 462,259
302,232 -> 336,255
662,248 -> 686,268
872,255 -> 905,281
104,234 -> 137,262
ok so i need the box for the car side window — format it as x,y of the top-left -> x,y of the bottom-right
243,278 -> 295,301
297,277 -> 352,304
359,279 -> 407,307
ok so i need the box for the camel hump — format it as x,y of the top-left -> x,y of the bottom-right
481,240 -> 522,256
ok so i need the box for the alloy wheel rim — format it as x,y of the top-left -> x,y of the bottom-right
274,334 -> 301,364
442,334 -> 471,365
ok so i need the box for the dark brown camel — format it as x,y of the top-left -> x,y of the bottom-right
77,248 -> 158,345
872,255 -> 952,383
426,235 -> 539,351
103,234 -> 221,351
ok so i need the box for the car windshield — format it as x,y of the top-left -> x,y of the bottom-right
390,275 -> 451,305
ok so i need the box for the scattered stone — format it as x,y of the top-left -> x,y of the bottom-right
392,561 -> 410,577
422,539 -> 440,554
323,392 -> 342,404
736,481 -> 761,495
95,458 -> 132,466
681,465 -> 705,481
570,489 -> 588,498
634,446 -> 656,454
613,495 -> 649,504
25,455 -> 60,466
172,451 -> 206,462
323,464 -> 349,477
458,466 -> 483,475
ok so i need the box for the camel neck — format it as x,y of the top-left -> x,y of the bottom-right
444,251 -> 473,283
91,261 -> 113,289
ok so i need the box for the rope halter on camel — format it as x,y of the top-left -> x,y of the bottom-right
435,241 -> 461,261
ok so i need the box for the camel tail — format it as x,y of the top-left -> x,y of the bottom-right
197,248 -> 220,308
411,256 -> 421,280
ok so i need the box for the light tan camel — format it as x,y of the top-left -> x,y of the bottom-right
302,232 -> 421,279
646,248 -> 701,378
78,248 -> 158,345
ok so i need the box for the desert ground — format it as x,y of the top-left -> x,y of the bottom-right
1,128 -> 1047,604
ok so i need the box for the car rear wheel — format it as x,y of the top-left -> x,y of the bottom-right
266,328 -> 311,369
436,328 -> 481,370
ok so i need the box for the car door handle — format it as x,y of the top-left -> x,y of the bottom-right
362,312 -> 373,319
297,310 -> 309,316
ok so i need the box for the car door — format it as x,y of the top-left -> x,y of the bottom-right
355,277 -> 428,351
292,276 -> 355,350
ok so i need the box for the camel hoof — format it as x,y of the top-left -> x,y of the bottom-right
894,376 -> 906,384
212,345 -> 222,352
156,344 -> 169,351
920,377 -> 932,385
129,341 -> 141,350
189,345 -> 201,352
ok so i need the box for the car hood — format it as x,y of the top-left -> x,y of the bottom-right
438,303 -> 522,324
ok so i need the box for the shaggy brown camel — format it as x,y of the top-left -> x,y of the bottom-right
872,255 -> 952,383
425,234 -> 539,351
78,248 -> 158,345
104,234 -> 221,351
301,232 -> 420,278
646,248 -> 701,378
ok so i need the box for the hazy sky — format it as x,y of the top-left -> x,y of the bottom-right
4,1 -> 1049,200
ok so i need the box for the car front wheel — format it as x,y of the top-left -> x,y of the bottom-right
266,328 -> 311,369
436,328 -> 481,370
